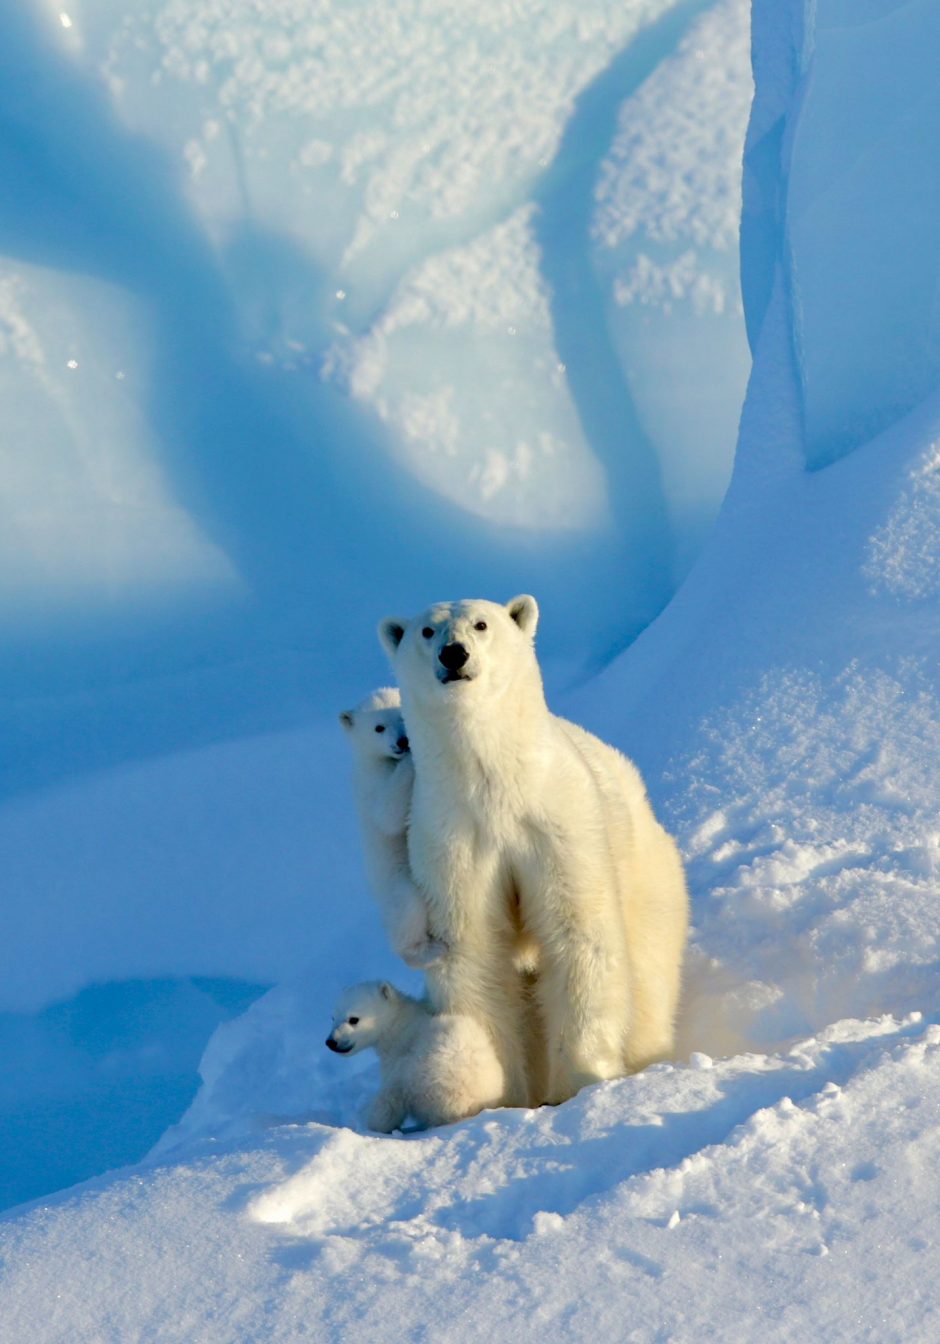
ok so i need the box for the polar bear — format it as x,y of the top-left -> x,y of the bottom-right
378,595 -> 688,1107
326,981 -> 505,1131
340,688 -> 447,969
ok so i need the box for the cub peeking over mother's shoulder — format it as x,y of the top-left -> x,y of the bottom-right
340,688 -> 446,970
379,594 -> 688,1109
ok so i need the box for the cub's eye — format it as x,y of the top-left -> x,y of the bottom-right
422,626 -> 434,639
474,620 -> 487,632
374,724 -> 386,733
348,1017 -> 359,1026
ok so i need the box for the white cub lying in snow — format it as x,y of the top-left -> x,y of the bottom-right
340,688 -> 447,969
326,981 -> 505,1132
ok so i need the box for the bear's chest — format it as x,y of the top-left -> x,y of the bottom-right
418,767 -> 533,840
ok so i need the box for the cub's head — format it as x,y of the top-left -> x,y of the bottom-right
377,595 -> 539,708
339,687 -> 410,762
325,981 -> 399,1055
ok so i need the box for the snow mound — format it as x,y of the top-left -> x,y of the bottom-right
3,1014 -> 938,1341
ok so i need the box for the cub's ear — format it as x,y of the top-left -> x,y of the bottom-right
379,981 -> 393,1000
339,710 -> 355,731
506,594 -> 539,638
378,616 -> 407,657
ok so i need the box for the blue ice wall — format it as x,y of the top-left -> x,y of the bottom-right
744,0 -> 940,470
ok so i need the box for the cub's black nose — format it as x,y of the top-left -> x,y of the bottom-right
397,735 -> 409,752
439,642 -> 469,671
326,1037 -> 340,1051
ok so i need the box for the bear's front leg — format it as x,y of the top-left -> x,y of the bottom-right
409,823 -> 532,1107
423,944 -> 531,1108
522,861 -> 631,1104
367,1086 -> 407,1134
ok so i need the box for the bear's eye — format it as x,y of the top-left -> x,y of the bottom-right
422,626 -> 434,639
474,620 -> 487,632
348,1017 -> 359,1026
374,724 -> 386,734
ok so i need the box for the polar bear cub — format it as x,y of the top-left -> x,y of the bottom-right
326,981 -> 505,1132
340,688 -> 447,969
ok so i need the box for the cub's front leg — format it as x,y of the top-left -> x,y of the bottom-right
367,1085 -> 407,1134
385,874 -> 449,968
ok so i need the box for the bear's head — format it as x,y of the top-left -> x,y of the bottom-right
339,687 -> 410,762
326,981 -> 400,1054
377,595 -> 540,711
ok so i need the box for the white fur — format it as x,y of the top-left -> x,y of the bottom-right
378,595 -> 689,1107
327,981 -> 505,1132
340,688 -> 446,969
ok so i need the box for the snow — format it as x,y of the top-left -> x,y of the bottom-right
0,977 -> 263,1212
322,207 -> 608,531
0,262 -> 237,612
0,721 -> 371,1013
5,0 -> 940,1338
3,1015 -> 940,1341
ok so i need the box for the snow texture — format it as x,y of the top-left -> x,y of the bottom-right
5,0 -> 940,1339
0,263 -> 237,610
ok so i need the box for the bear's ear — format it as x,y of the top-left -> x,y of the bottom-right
379,981 -> 393,1000
506,594 -> 539,638
339,710 -> 355,731
378,617 -> 407,657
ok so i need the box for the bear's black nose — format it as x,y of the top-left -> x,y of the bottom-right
397,735 -> 409,752
439,642 -> 469,671
326,1037 -> 340,1051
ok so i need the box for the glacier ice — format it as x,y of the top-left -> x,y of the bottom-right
781,0 -> 940,468
591,0 -> 753,580
0,0 -> 753,762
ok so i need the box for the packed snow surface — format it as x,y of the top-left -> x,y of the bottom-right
5,0 -> 940,1339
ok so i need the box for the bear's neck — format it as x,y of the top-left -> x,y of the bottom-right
404,670 -> 547,796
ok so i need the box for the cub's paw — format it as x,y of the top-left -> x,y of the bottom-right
400,937 -> 449,969
366,1097 -> 404,1134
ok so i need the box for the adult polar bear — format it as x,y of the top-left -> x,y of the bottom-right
379,594 -> 688,1108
